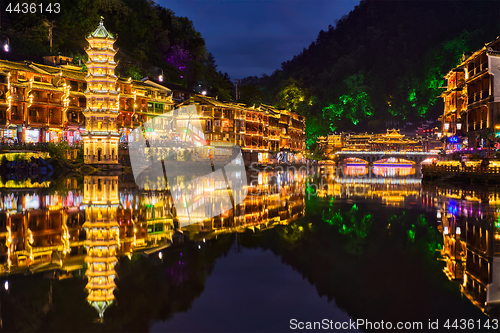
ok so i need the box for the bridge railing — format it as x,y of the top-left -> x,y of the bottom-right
335,151 -> 437,156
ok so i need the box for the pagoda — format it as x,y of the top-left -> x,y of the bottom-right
83,18 -> 120,165
83,175 -> 120,320
369,129 -> 420,152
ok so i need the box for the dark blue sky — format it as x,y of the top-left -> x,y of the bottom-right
156,0 -> 360,79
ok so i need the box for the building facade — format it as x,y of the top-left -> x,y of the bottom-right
175,96 -> 306,163
0,58 -> 178,145
441,37 -> 500,152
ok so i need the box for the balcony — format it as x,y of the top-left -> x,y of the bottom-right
49,118 -> 62,125
481,62 -> 488,72
11,114 -> 24,122
32,97 -> 48,104
466,90 -> 490,105
29,117 -> 47,123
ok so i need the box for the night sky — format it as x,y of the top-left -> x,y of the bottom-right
156,0 -> 360,79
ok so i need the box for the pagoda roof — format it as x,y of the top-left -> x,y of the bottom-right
88,18 -> 115,39
367,129 -> 420,144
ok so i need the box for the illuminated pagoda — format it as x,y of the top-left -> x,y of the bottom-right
83,175 -> 120,320
82,18 -> 120,165
369,129 -> 421,151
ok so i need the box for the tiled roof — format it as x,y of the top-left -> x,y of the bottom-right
29,63 -> 61,74
31,82 -> 64,92
89,19 -> 115,39
0,60 -> 32,71
61,69 -> 86,81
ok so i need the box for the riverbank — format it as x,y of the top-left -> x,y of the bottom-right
422,163 -> 500,183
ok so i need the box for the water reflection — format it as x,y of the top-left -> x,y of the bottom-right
83,176 -> 120,319
372,165 -> 414,177
0,168 -> 307,321
432,186 -> 500,313
1,164 -> 499,330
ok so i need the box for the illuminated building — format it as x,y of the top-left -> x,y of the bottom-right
317,134 -> 343,156
440,67 -> 466,146
0,32 -> 175,146
175,96 -> 306,163
318,130 -> 422,158
369,129 -> 420,151
83,175 -> 120,319
82,19 -> 120,164
441,37 -> 500,151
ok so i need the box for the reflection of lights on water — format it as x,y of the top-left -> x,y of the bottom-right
343,166 -> 368,176
373,166 -> 414,177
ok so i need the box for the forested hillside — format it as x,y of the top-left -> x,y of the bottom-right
240,0 -> 500,148
0,0 -> 233,99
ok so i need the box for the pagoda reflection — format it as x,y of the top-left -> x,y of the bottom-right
0,168 -> 306,273
83,175 -> 120,319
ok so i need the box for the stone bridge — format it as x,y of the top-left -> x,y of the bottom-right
333,151 -> 438,165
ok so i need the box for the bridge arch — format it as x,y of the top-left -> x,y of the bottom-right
334,151 -> 438,165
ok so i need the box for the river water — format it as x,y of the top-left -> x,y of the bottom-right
0,165 -> 498,332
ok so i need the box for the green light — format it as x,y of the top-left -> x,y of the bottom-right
184,129 -> 188,133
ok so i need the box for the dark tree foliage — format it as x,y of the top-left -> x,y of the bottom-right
1,0 -> 233,97
244,0 -> 500,144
